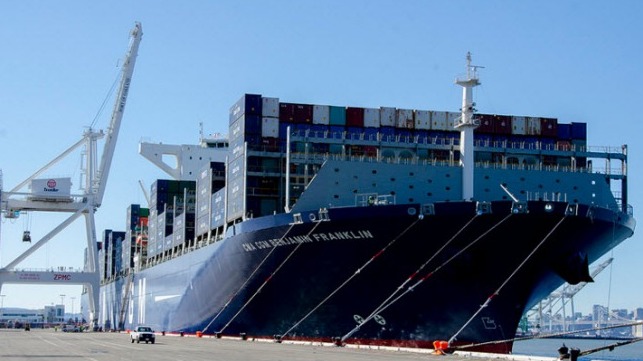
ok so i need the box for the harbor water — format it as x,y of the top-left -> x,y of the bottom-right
511,338 -> 643,361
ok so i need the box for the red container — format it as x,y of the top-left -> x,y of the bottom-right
476,114 -> 495,133
293,104 -> 313,123
493,115 -> 512,135
540,118 -> 558,137
279,103 -> 295,122
346,107 -> 364,127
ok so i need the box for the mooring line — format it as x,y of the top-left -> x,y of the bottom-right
453,320 -> 643,351
340,211 -> 514,343
201,222 -> 297,333
217,219 -> 325,334
448,215 -> 567,345
279,216 -> 423,339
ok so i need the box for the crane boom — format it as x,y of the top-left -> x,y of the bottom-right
94,22 -> 143,206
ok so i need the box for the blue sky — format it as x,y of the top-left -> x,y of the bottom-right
0,1 -> 641,317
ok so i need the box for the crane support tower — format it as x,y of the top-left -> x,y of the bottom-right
0,22 -> 142,328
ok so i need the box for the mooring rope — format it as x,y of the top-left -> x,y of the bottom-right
278,216 -> 423,339
217,219 -> 325,334
201,222 -> 297,333
340,211 -> 514,343
453,320 -> 643,351
448,215 -> 567,345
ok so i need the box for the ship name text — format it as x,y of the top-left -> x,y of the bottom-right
241,230 -> 374,252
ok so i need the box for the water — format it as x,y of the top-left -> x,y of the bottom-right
512,338 -> 643,361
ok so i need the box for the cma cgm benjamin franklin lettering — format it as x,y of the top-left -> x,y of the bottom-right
85,55 -> 635,354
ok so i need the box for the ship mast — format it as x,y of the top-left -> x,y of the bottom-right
455,52 -> 482,201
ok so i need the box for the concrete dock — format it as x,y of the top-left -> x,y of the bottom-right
0,328 -> 555,361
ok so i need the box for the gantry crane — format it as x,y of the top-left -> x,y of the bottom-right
0,22 -> 142,327
527,257 -> 614,332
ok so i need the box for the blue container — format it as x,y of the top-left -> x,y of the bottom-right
279,122 -> 295,139
571,122 -> 587,140
364,127 -> 379,141
540,137 -> 556,150
229,94 -> 262,125
329,125 -> 345,139
557,123 -> 571,140
329,106 -> 346,125
346,126 -> 363,139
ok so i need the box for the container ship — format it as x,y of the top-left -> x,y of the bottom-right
84,55 -> 635,354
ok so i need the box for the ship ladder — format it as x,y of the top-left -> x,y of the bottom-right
200,221 -> 298,334
279,214 -> 424,340
118,271 -> 134,331
217,214 -> 329,335
339,211 -> 513,344
447,213 -> 567,348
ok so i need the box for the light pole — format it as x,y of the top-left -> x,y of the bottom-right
0,295 -> 5,320
59,294 -> 66,322
71,297 -> 75,319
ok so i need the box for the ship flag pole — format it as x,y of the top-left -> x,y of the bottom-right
455,52 -> 482,201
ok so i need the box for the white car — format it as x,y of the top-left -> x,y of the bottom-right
130,326 -> 155,344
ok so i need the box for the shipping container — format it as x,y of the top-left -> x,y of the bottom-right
396,109 -> 414,129
494,115 -> 512,135
313,105 -> 330,125
346,126 -> 363,140
278,122 -> 295,139
571,122 -> 587,140
346,107 -> 365,127
446,112 -> 460,131
363,108 -> 380,127
476,114 -> 494,133
329,144 -> 344,154
557,123 -> 571,140
293,104 -> 313,123
380,107 -> 396,127
415,110 -> 431,130
540,117 -> 558,137
230,115 -> 262,139
364,127 -> 379,141
262,117 -> 279,138
329,125 -> 345,139
262,97 -> 279,118
526,117 -> 542,135
279,103 -> 295,122
229,94 -> 262,125
431,111 -> 448,131
329,106 -> 346,125
414,129 -> 428,143
511,116 -> 526,135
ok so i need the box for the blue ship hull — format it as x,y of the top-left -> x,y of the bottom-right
89,200 -> 634,353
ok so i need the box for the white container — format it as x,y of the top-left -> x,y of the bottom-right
262,97 -> 279,118
415,110 -> 431,130
30,178 -> 72,198
396,109 -> 414,129
431,111 -> 448,130
380,107 -> 396,127
363,108 -> 380,127
526,117 -> 542,135
313,105 -> 330,125
512,116 -> 526,135
262,117 -> 279,138
446,112 -> 460,131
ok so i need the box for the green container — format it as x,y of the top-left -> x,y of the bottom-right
329,106 -> 346,125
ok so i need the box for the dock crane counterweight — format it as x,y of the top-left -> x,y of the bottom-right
0,22 -> 142,328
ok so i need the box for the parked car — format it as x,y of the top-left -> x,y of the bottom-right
130,326 -> 155,344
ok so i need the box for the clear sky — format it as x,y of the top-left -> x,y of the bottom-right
0,1 -> 641,317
